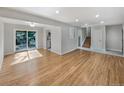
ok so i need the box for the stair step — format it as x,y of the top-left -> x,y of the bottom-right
83,37 -> 91,48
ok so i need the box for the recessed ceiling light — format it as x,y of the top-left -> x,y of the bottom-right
96,14 -> 100,18
100,21 -> 104,24
81,24 -> 89,27
75,19 -> 79,22
56,10 -> 60,14
85,24 -> 88,26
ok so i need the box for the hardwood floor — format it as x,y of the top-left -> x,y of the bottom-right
0,48 -> 124,86
83,37 -> 91,48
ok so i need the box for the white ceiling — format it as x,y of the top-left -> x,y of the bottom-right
8,7 -> 124,27
0,16 -> 54,28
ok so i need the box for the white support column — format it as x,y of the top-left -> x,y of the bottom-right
0,22 -> 4,70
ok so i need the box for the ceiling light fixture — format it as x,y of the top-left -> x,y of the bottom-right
56,10 -> 60,14
100,21 -> 104,24
26,22 -> 36,27
96,14 -> 100,18
30,22 -> 36,27
75,19 -> 79,22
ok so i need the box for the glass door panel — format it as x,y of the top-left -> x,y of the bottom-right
28,31 -> 36,49
16,31 -> 27,51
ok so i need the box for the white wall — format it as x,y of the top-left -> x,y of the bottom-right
61,26 -> 79,55
43,28 -> 47,49
78,27 -> 87,47
4,23 -> 43,55
37,30 -> 43,48
123,25 -> 124,55
86,27 -> 91,37
51,27 -> 61,55
106,25 -> 123,52
0,22 -> 4,68
78,28 -> 82,47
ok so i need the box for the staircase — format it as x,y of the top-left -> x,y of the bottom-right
82,37 -> 91,48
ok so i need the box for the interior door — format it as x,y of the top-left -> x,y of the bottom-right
97,28 -> 103,50
91,26 -> 105,50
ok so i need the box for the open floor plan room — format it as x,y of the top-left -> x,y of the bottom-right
0,7 -> 124,86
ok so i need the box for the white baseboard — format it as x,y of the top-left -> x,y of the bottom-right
61,48 -> 77,55
37,47 -> 43,50
50,49 -> 61,55
4,52 -> 14,56
78,47 -> 124,57
106,48 -> 122,52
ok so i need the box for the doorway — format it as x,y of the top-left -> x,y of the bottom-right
106,25 -> 123,55
16,30 -> 37,52
46,32 -> 51,50
82,27 -> 91,48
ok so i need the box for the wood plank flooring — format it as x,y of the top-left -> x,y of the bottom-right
0,48 -> 124,85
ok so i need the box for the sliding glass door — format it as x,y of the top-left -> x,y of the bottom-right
28,31 -> 36,49
16,31 -> 27,51
16,30 -> 37,51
